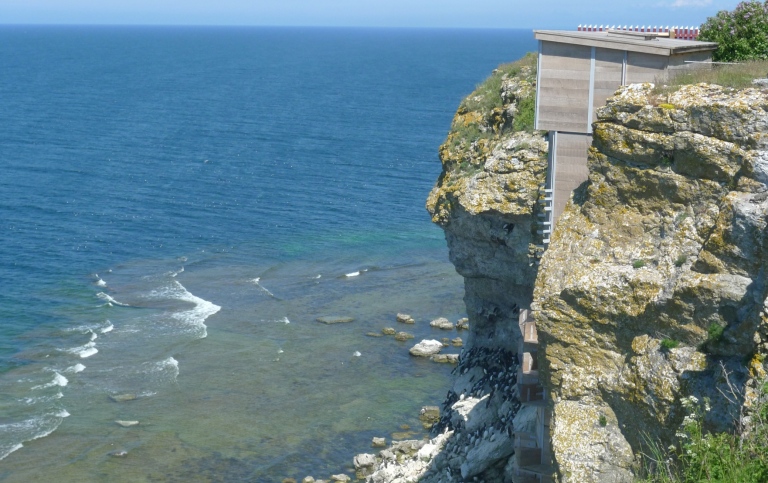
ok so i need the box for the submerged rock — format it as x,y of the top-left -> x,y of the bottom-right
381,327 -> 396,335
114,420 -> 139,427
316,316 -> 354,324
109,393 -> 138,403
394,331 -> 414,341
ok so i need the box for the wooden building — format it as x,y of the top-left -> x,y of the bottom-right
533,29 -> 717,234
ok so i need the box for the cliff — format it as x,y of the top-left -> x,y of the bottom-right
365,60 -> 768,483
535,82 -> 768,482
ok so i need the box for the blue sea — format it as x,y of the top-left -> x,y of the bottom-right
0,26 -> 535,482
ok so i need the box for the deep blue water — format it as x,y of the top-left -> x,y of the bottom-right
0,26 -> 535,480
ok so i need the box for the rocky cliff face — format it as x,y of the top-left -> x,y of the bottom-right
536,83 -> 768,482
366,64 -> 768,483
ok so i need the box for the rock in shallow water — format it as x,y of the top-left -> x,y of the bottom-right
409,339 -> 443,357
316,316 -> 354,324
394,331 -> 414,341
115,420 -> 139,427
429,317 -> 454,330
396,313 -> 415,324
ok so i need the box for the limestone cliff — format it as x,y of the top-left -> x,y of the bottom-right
366,62 -> 768,483
535,83 -> 768,482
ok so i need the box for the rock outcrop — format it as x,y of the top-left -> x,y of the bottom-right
535,83 -> 768,482
367,58 -> 768,483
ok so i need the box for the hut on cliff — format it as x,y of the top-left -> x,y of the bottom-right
533,29 -> 717,237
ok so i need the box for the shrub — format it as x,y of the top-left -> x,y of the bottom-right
599,414 -> 608,427
633,259 -> 646,269
708,323 -> 725,342
513,94 -> 536,132
674,255 -> 687,267
698,1 -> 768,62
661,339 -> 680,350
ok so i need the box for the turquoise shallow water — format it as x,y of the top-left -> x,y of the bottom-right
0,26 -> 536,481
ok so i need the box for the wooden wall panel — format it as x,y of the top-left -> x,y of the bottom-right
552,133 -> 591,225
537,42 -> 591,132
626,52 -> 668,84
592,48 -> 624,121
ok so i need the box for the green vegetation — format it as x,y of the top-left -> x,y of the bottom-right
599,414 -> 608,427
459,52 -> 537,114
633,260 -> 646,269
699,1 -> 768,62
661,339 -> 680,350
674,255 -> 687,267
708,323 -> 725,343
638,387 -> 768,482
513,94 -> 536,132
653,60 -> 768,95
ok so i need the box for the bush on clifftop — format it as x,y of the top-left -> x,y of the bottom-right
699,1 -> 768,61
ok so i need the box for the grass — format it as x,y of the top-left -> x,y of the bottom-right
653,60 -> 768,96
633,260 -> 646,269
459,52 -> 537,114
638,385 -> 768,482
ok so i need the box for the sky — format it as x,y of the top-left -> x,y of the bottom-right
0,0 -> 744,29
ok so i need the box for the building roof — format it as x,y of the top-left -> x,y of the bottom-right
534,29 -> 717,56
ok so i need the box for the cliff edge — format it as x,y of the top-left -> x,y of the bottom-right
536,82 -> 768,482
366,61 -> 768,483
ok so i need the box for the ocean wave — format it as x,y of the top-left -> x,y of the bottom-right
65,341 -> 98,359
96,292 -> 130,307
65,363 -> 86,373
31,372 -> 68,390
142,357 -> 179,385
0,411 -> 71,461
149,281 -> 220,339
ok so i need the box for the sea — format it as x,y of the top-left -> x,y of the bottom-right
0,26 -> 535,482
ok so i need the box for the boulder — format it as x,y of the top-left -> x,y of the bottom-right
396,313 -> 415,324
429,317 -> 454,330
408,339 -> 443,357
371,437 -> 387,448
381,327 -> 396,335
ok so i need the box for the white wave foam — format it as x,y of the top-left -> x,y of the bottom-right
353,351 -> 362,357
149,281 -> 220,339
0,410 -> 71,460
96,292 -> 130,307
96,278 -> 107,287
66,363 -> 86,373
22,392 -> 63,405
143,357 -> 179,384
345,269 -> 369,278
31,372 -> 68,390
101,321 -> 114,333
66,341 -> 98,359
89,330 -> 98,341
314,274 -> 322,279
167,266 -> 185,278
250,277 -> 276,298
281,317 -> 290,324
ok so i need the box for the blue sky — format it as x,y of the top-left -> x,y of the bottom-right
0,0 -> 743,28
